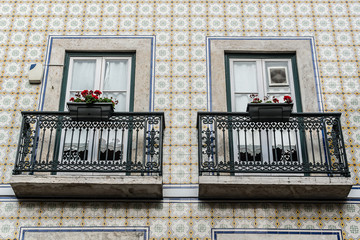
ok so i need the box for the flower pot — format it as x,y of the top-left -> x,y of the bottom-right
67,102 -> 114,121
246,103 -> 293,121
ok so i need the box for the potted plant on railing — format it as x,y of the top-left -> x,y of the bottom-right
67,90 -> 118,121
246,94 -> 293,121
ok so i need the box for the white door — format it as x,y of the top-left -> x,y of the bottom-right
61,56 -> 132,164
229,58 -> 300,165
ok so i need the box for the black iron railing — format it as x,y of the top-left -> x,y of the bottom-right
197,112 -> 350,177
13,111 -> 165,175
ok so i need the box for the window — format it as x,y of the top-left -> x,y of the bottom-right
59,52 -> 136,162
225,53 -> 302,164
225,53 -> 302,112
60,52 -> 136,112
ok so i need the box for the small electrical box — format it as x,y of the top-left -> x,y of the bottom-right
29,63 -> 43,84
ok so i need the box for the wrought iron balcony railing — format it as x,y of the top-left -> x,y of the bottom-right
13,111 -> 165,176
197,112 -> 350,177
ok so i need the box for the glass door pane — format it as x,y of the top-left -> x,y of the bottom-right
102,59 -> 129,111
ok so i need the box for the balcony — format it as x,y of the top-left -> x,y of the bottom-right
10,111 -> 165,199
197,112 -> 352,200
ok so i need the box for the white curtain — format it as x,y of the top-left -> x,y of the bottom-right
70,60 -> 96,91
103,60 -> 129,111
233,61 -> 258,111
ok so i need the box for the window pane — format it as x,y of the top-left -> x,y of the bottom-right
265,61 -> 291,93
103,59 -> 129,91
234,94 -> 250,112
233,61 -> 258,93
70,60 -> 96,90
103,91 -> 127,111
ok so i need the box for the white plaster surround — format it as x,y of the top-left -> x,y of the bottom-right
212,229 -> 342,240
41,36 -> 155,112
207,37 -> 320,112
19,227 -> 148,240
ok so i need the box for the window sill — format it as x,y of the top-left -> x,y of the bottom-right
10,175 -> 163,199
199,176 -> 352,200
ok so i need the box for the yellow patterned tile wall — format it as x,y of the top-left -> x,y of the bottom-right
0,0 -> 360,239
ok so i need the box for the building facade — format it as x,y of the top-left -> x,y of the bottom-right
0,0 -> 360,239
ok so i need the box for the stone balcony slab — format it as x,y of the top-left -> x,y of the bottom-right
199,176 -> 352,200
11,175 -> 162,199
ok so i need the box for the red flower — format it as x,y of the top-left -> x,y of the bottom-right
69,97 -> 75,102
81,90 -> 89,97
92,94 -> 99,100
94,90 -> 102,96
283,95 -> 292,103
272,97 -> 279,103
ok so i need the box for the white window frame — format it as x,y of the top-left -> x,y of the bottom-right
228,57 -> 302,166
65,56 -> 133,112
229,58 -> 297,112
61,56 -> 133,165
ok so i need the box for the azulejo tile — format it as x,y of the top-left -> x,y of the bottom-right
101,17 -> 118,30
209,18 -> 224,31
190,61 -> 206,76
333,17 -> 350,30
323,93 -> 344,110
0,3 -> 13,15
155,18 -> 171,31
226,3 -> 241,16
0,31 -> 8,45
317,32 -> 335,45
170,110 -> 190,128
321,77 -> 341,93
155,62 -> 170,77
227,18 -> 242,31
0,219 -> 17,239
0,95 -> 15,110
50,3 -> 66,15
66,18 -> 82,31
278,3 -> 294,15
173,46 -> 189,61
0,18 -> 11,31
155,77 -> 171,92
172,93 -> 190,109
170,218 -> 190,238
244,3 -> 259,15
154,93 -> 170,109
192,219 -> 211,239
16,3 -> 31,15
156,3 -> 171,15
86,3 -> 102,15
320,62 -> 339,77
173,62 -> 189,76
296,3 -> 312,15
318,46 -> 337,61
170,165 -> 192,184
244,17 -> 260,30
150,219 -> 170,238
314,3 -> 330,15
191,3 -> 206,16
340,62 -> 358,76
173,77 -> 190,92
331,3 -> 348,15
344,94 -> 360,110
315,18 -> 332,30
138,18 -> 153,31
349,3 -> 360,15
174,3 -> 188,15
261,3 -> 276,15
191,17 -> 207,30
262,18 -> 278,30
338,46 -> 355,60
190,31 -> 206,45
348,111 -> 360,128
